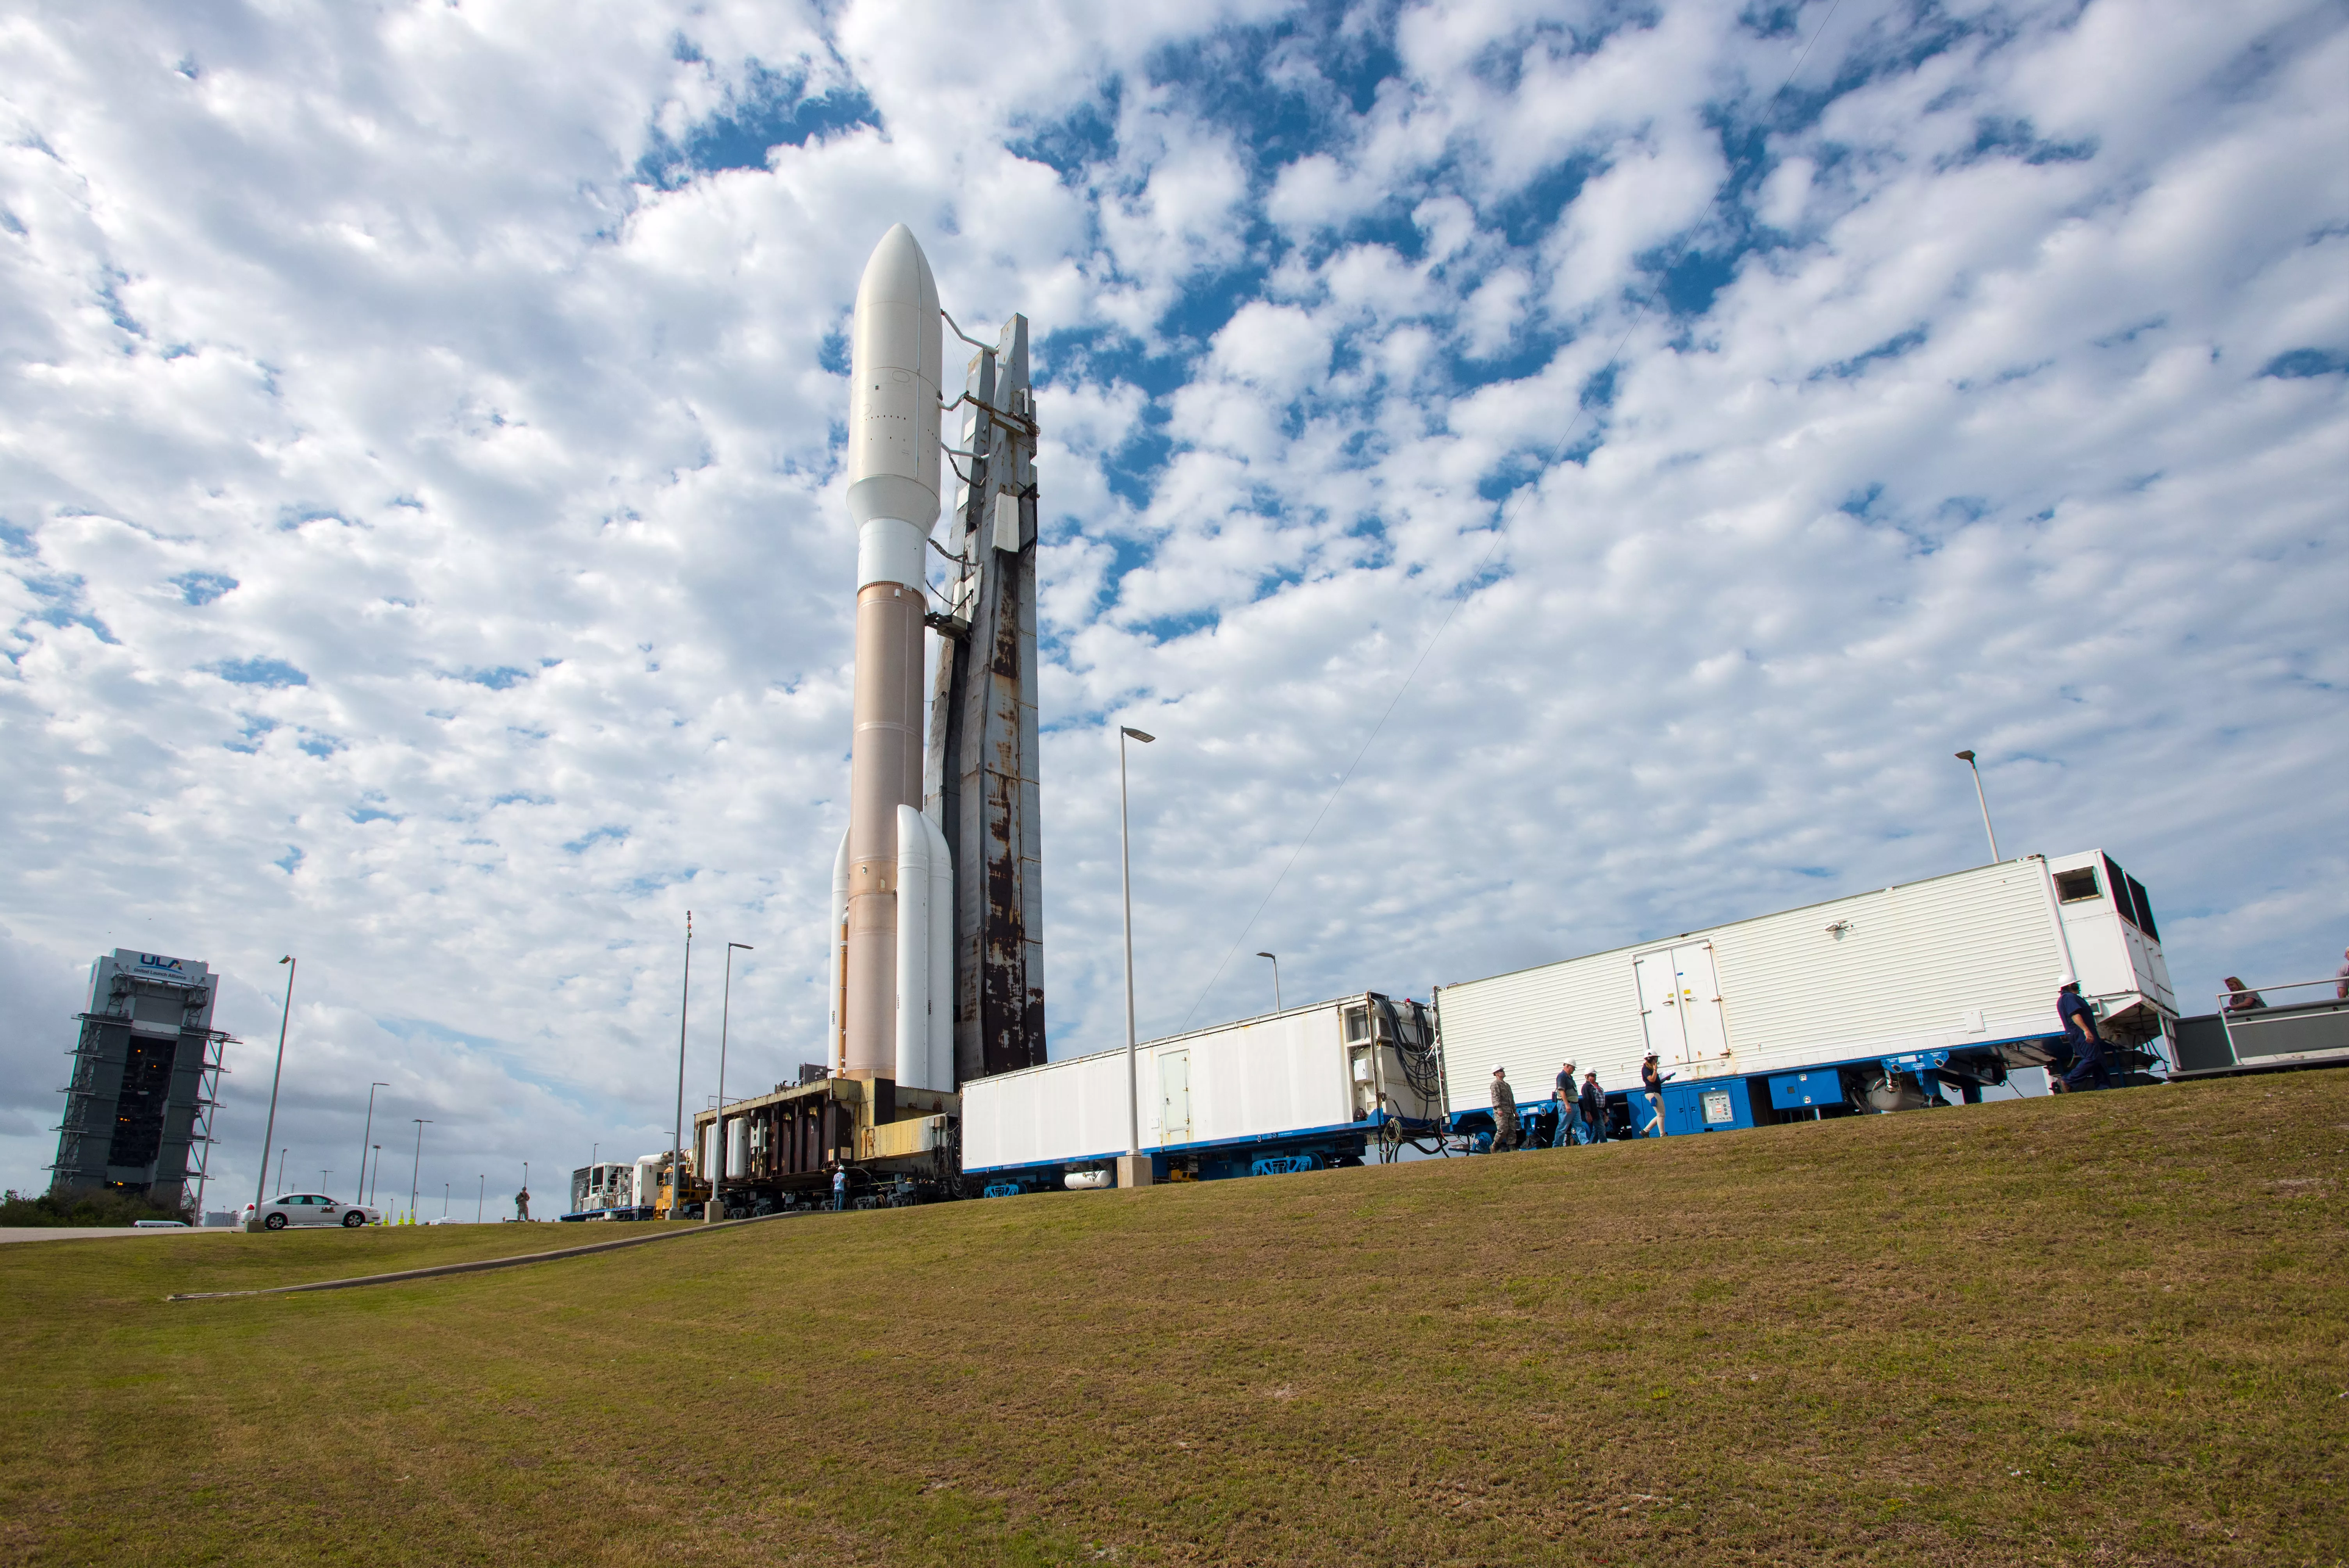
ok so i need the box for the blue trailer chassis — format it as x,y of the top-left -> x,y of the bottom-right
969,1110 -> 1447,1194
1445,1036 -> 2075,1146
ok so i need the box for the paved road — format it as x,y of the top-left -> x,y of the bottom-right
0,1226 -> 238,1245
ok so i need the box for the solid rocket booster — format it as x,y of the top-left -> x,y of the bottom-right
842,225 -> 943,1082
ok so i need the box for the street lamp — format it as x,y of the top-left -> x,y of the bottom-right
442,1182 -> 449,1218
670,911 -> 693,1220
275,1148 -> 288,1194
1256,952 -> 1282,1015
1117,725 -> 1156,1190
409,1119 -> 432,1221
712,941 -> 754,1222
249,955 -> 296,1227
369,1144 -> 381,1206
357,1081 -> 389,1205
476,1174 -> 485,1224
1954,750 -> 2001,862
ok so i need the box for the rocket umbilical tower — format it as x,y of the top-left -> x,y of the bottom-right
829,226 -> 1048,1092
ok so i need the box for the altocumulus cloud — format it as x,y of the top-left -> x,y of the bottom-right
0,0 -> 2343,1202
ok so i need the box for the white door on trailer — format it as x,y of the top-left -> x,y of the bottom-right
1159,1049 -> 1192,1145
1671,943 -> 1728,1063
1633,951 -> 1685,1063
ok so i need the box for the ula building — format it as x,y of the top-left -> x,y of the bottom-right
50,949 -> 231,1211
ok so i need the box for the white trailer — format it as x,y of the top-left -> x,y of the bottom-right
962,993 -> 1445,1187
1434,851 -> 2175,1139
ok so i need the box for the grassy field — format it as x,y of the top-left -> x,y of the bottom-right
2,1071 -> 2343,1567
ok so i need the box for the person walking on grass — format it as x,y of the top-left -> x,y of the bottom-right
514,1187 -> 530,1222
830,1162 -> 847,1211
1551,1062 -> 1578,1147
1639,1054 -> 1668,1136
2053,980 -> 2114,1092
1489,1067 -> 1520,1152
1579,1069 -> 1608,1146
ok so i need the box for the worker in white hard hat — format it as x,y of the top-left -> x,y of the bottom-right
2053,980 -> 2114,1092
1639,1054 -> 1668,1137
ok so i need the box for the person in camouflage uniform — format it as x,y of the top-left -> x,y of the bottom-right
1489,1067 -> 1520,1152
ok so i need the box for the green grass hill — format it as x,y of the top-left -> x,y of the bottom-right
3,1069 -> 2344,1566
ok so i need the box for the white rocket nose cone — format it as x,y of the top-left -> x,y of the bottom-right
858,224 -> 933,317
847,225 -> 943,530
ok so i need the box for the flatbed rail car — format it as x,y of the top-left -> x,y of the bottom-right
692,1072 -> 961,1213
962,992 -> 1445,1190
1435,851 -> 2177,1141
2169,979 -> 2349,1078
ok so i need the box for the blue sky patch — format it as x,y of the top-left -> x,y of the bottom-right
171,569 -> 238,605
640,63 -> 878,187
225,714 -> 277,754
208,656 -> 308,688
2262,347 -> 2348,378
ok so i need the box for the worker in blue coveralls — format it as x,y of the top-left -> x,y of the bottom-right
1551,1062 -> 1578,1146
2053,980 -> 2113,1092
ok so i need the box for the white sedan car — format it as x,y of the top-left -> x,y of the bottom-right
242,1193 -> 381,1230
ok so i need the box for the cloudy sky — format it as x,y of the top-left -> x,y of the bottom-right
3,0 -> 2343,1209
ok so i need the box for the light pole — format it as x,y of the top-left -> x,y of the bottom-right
274,1148 -> 288,1194
442,1182 -> 449,1218
1117,725 -> 1156,1190
409,1119 -> 431,1221
670,911 -> 693,1219
711,941 -> 754,1222
369,1145 -> 381,1206
1955,750 -> 2001,862
249,955 -> 296,1227
476,1174 -> 484,1224
320,1169 -> 331,1192
356,1081 -> 389,1204
1256,952 -> 1282,1015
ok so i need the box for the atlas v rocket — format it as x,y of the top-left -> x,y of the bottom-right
828,225 -> 1048,1093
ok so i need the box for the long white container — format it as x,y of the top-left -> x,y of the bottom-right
962,994 -> 1441,1174
1435,851 -> 2174,1114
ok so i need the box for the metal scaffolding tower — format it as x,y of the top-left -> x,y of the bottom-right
923,314 -> 1049,1082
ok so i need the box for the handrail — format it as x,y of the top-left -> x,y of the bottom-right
2215,977 -> 2346,1002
